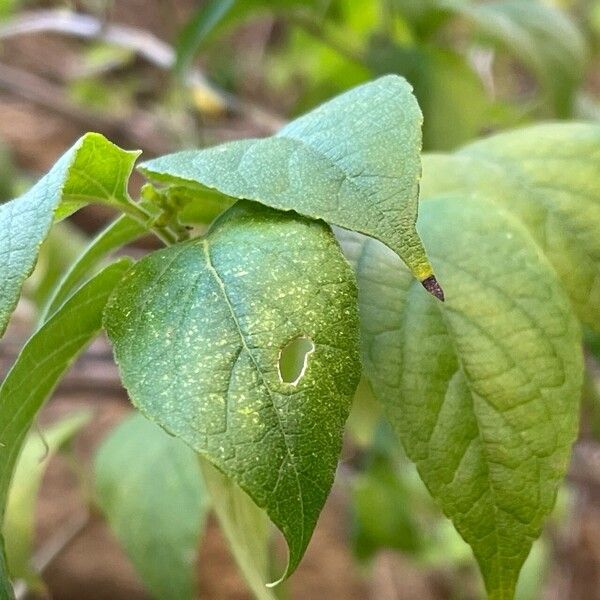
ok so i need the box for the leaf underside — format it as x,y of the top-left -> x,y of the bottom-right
104,201 -> 361,579
139,75 -> 438,287
341,194 -> 582,599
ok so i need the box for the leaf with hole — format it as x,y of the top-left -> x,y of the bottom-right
0,133 -> 139,338
344,196 -> 582,599
104,201 -> 361,580
139,75 -> 442,296
95,412 -> 207,600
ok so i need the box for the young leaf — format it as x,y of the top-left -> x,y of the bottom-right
421,123 -> 600,331
200,460 -> 277,600
104,201 -> 361,580
4,412 -> 91,591
346,197 -> 582,599
0,133 -> 139,337
95,412 -> 207,600
139,76 -> 443,298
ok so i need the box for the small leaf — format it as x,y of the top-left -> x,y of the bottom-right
0,133 -> 139,338
105,201 -> 361,579
0,259 -> 132,596
95,412 -> 207,600
139,76 -> 441,296
200,459 -> 277,600
4,412 -> 91,590
346,197 -> 582,599
421,123 -> 600,331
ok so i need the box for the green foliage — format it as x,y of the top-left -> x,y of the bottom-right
342,196 -> 582,599
0,74 -> 597,600
140,76 -> 438,285
95,413 -> 207,600
0,133 -> 139,338
104,200 -> 361,578
456,0 -> 587,117
41,215 -> 145,321
351,451 -> 421,561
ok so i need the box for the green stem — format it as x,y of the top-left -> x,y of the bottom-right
121,200 -> 180,246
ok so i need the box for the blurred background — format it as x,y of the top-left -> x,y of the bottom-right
2,0 -> 600,598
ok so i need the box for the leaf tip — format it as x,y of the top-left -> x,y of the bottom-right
421,275 -> 445,302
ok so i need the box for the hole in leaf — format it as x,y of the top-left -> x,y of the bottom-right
278,336 -> 315,385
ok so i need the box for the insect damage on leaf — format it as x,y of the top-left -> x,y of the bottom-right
104,200 -> 361,581
277,336 -> 315,385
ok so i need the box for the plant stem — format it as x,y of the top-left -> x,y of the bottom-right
120,200 -> 180,246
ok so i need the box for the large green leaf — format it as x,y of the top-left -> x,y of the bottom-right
139,76 -> 442,297
95,412 -> 207,600
0,259 -> 131,596
421,123 -> 600,331
344,197 -> 582,599
0,133 -> 139,338
104,201 -> 361,579
4,412 -> 91,591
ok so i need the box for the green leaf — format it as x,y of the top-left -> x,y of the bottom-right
95,412 -> 207,600
41,215 -> 146,322
421,123 -> 600,331
139,76 -> 441,295
0,133 -> 139,338
104,201 -> 361,580
456,0 -> 587,116
4,412 -> 91,590
346,197 -> 582,599
0,259 -> 132,597
200,460 -> 276,600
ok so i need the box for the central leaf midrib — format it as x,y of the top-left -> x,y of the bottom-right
200,238 -> 306,553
